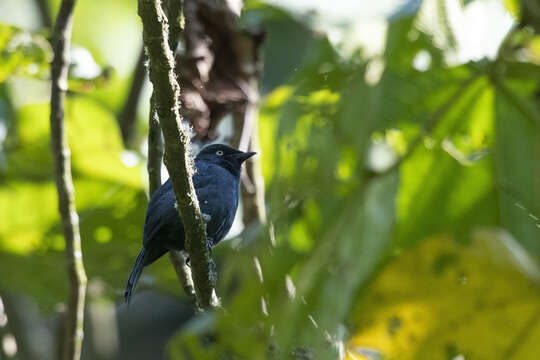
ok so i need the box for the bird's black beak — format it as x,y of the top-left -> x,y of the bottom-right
232,151 -> 256,162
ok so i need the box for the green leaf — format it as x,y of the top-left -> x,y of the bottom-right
350,234 -> 540,360
494,78 -> 540,257
0,98 -> 148,310
0,24 -> 52,82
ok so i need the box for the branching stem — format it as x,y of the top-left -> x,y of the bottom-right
50,1 -> 87,359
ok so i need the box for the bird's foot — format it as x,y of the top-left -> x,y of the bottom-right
202,213 -> 212,223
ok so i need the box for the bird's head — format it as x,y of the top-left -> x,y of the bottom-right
196,144 -> 256,176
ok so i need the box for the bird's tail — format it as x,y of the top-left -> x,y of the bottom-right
124,247 -> 147,305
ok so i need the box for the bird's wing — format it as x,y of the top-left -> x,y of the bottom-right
143,180 -> 178,246
143,164 -> 215,246
212,209 -> 231,245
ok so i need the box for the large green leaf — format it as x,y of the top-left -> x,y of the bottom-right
494,77 -> 540,257
0,98 -> 179,311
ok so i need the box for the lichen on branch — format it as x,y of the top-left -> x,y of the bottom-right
137,0 -> 217,309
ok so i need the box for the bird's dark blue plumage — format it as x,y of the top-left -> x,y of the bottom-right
124,144 -> 255,304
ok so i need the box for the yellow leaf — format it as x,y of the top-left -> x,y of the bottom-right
348,233 -> 540,359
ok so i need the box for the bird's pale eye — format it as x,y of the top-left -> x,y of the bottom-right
216,150 -> 224,156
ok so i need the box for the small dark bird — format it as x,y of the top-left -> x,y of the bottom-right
124,144 -> 256,304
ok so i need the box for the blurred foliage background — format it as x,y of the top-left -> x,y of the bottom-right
0,0 -> 539,359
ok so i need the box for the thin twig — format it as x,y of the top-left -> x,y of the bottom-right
138,0 -> 217,309
238,103 -> 266,225
169,250 -> 198,307
234,74 -> 266,226
117,47 -> 147,148
238,99 -> 256,153
50,1 -> 87,359
242,117 -> 267,225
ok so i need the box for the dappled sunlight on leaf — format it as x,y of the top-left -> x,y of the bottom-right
67,98 -> 142,187
335,146 -> 358,181
0,95 -> 147,310
0,181 -> 56,254
348,234 -> 540,360
0,0 -> 537,357
289,218 -> 312,252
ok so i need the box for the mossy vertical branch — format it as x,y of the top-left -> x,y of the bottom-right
49,0 -> 87,359
147,90 -> 198,306
138,0 -> 217,309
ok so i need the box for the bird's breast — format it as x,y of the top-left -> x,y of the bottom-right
194,164 -> 239,242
